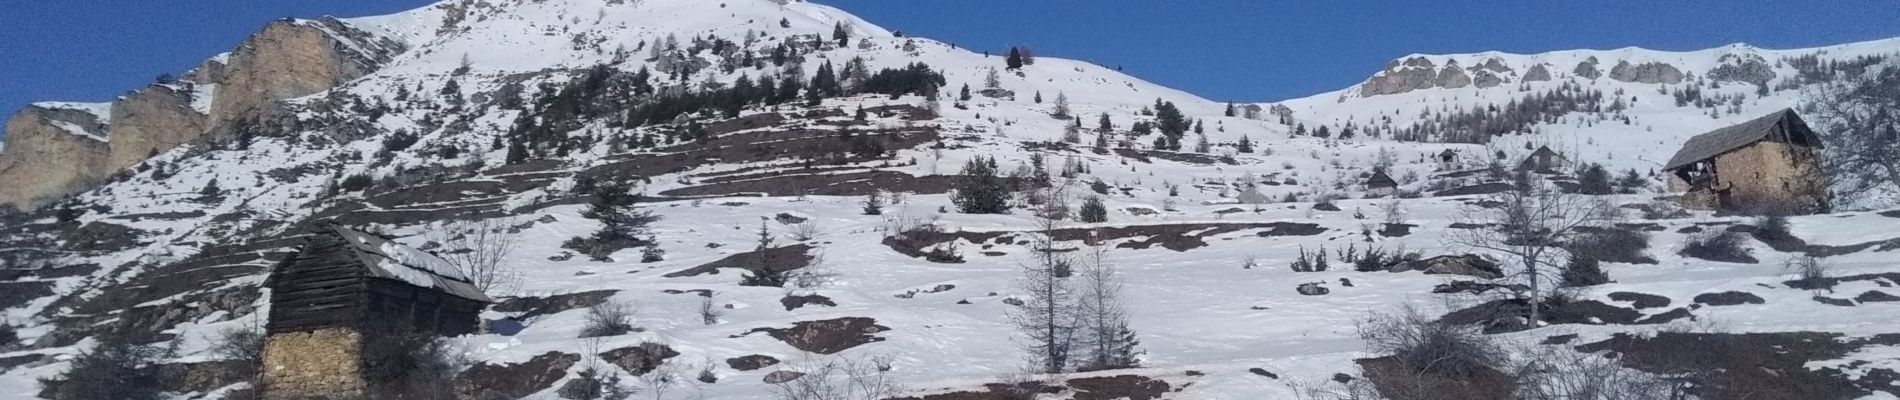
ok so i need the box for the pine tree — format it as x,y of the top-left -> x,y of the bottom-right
740,220 -> 788,287
1561,255 -> 1609,287
1578,163 -> 1613,195
1052,92 -> 1071,118
960,84 -> 972,101
1096,113 -> 1113,134
1224,103 -> 1237,117
1154,101 -> 1188,148
862,192 -> 885,215
952,156 -> 1011,214
1079,196 -> 1108,223
832,22 -> 851,47
199,178 -> 222,200
1034,91 -> 1043,104
1237,135 -> 1255,153
1006,47 -> 1025,70
584,179 -> 656,245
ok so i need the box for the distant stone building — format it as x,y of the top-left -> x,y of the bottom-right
1436,149 -> 1462,170
1516,145 -> 1572,173
261,224 -> 492,400
1365,170 -> 1399,197
1663,109 -> 1827,214
1237,188 -> 1271,204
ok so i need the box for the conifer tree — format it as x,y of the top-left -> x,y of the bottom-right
832,22 -> 851,47
952,156 -> 1012,214
1079,196 -> 1108,223
1006,47 -> 1025,70
1052,92 -> 1071,118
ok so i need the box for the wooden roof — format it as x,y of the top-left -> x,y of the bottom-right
269,225 -> 493,303
1366,170 -> 1399,188
1664,109 -> 1823,171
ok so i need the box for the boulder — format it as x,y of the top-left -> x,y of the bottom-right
1396,254 -> 1503,279
764,370 -> 806,384
1297,282 -> 1330,296
726,355 -> 781,371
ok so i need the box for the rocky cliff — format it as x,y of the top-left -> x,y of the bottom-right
0,17 -> 405,211
0,106 -> 113,209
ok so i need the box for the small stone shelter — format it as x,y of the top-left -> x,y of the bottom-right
260,224 -> 492,399
1436,149 -> 1462,170
1516,145 -> 1572,173
1663,109 -> 1827,214
1365,170 -> 1399,197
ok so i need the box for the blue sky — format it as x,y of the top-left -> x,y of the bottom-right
4,1 -> 1899,122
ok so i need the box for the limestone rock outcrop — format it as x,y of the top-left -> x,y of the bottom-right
0,17 -> 404,211
1609,60 -> 1685,84
107,85 -> 206,171
208,18 -> 404,125
0,106 -> 113,209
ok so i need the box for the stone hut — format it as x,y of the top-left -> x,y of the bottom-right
1663,109 -> 1827,214
1365,170 -> 1399,198
260,224 -> 492,399
1516,145 -> 1572,173
1436,149 -> 1462,170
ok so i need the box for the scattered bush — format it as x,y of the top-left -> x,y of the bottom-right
923,242 -> 964,263
1679,231 -> 1756,263
338,173 -> 374,193
208,322 -> 265,378
37,333 -> 176,400
1755,215 -> 1793,243
1785,255 -> 1831,291
1353,247 -> 1393,272
580,301 -> 638,338
0,323 -> 17,350
361,331 -> 464,400
558,366 -> 632,400
1358,305 -> 1506,381
1565,228 -> 1655,264
1640,200 -> 1689,220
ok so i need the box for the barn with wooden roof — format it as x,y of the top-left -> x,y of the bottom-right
1663,109 -> 1827,214
1516,145 -> 1572,173
1365,170 -> 1399,197
260,224 -> 492,399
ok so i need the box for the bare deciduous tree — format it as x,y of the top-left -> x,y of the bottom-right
1009,214 -> 1078,374
1805,59 -> 1900,208
1445,171 -> 1611,325
769,355 -> 905,400
1073,239 -> 1141,372
429,218 -> 522,295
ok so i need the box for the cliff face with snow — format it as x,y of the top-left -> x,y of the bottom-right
3,1 -> 1899,399
0,17 -> 401,210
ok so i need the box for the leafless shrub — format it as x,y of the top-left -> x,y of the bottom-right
208,318 -> 265,380
790,221 -> 824,241
581,300 -> 638,338
1785,255 -> 1831,291
1359,305 -> 1507,380
638,359 -> 687,400
428,218 -> 523,295
698,294 -> 723,326
790,252 -> 837,289
1514,345 -> 1691,400
1678,231 -> 1755,263
362,331 -> 467,400
770,355 -> 907,400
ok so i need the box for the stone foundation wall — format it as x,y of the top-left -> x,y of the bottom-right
262,328 -> 365,400
1711,141 -> 1827,213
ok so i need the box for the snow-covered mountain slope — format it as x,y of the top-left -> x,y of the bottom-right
3,0 -> 1900,399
